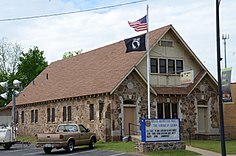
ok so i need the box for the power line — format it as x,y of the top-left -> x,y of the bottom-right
0,0 -> 147,22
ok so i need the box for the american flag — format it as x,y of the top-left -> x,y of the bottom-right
128,15 -> 148,32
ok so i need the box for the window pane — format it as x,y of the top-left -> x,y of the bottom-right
164,104 -> 171,118
151,58 -> 158,73
99,103 -> 104,120
68,106 -> 72,121
172,104 -> 178,118
31,110 -> 34,123
157,104 -> 163,119
16,111 -> 18,124
52,108 -> 55,122
47,108 -> 50,122
35,110 -> 38,123
159,59 -> 166,73
63,107 -> 66,121
79,125 -> 87,133
176,60 -> 183,74
90,104 -> 94,121
21,111 -> 24,124
168,59 -> 175,74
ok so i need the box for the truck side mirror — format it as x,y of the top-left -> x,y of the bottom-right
86,128 -> 90,132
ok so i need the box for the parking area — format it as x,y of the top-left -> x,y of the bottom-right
0,144 -> 140,156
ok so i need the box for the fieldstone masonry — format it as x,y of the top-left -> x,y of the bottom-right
15,72 -> 219,142
136,141 -> 185,153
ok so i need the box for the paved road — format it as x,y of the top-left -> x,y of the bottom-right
0,144 -> 141,156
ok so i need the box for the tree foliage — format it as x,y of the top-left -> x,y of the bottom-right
0,38 -> 22,107
63,49 -> 82,59
17,46 -> 48,88
0,41 -> 48,107
0,38 -> 22,76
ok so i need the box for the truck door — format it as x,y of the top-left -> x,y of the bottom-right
79,125 -> 90,145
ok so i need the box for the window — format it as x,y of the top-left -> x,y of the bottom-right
99,103 -> 104,120
35,110 -> 38,123
68,106 -> 72,121
176,60 -> 183,74
16,111 -> 18,124
157,104 -> 163,119
168,59 -> 175,74
79,125 -> 87,133
63,106 -> 72,122
159,40 -> 173,47
52,108 -> 55,122
47,108 -> 56,122
47,108 -> 50,122
63,107 -> 66,121
90,104 -> 94,121
157,103 -> 178,119
159,59 -> 166,73
31,110 -> 34,123
151,58 -> 184,74
164,104 -> 171,118
151,58 -> 158,73
21,111 -> 24,124
172,104 -> 178,118
57,125 -> 78,132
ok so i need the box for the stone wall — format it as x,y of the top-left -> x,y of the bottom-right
112,72 -> 150,140
180,79 -> 219,139
16,95 -> 112,141
136,141 -> 185,153
14,72 -> 220,142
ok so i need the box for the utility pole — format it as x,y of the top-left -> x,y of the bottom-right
216,0 -> 226,156
222,34 -> 229,68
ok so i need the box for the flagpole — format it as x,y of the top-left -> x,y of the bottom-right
146,5 -> 151,119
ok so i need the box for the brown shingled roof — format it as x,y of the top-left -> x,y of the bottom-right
14,25 -> 171,106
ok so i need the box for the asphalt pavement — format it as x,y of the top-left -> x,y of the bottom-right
0,143 -> 141,156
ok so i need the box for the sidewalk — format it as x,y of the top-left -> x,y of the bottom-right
186,146 -> 236,156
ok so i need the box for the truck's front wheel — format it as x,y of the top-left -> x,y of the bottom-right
89,138 -> 95,149
43,147 -> 52,154
3,143 -> 12,150
65,140 -> 74,153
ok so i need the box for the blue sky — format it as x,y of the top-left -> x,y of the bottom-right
0,0 -> 235,81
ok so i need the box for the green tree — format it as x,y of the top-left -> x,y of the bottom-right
0,38 -> 22,76
17,46 -> 48,88
62,49 -> 82,59
0,38 -> 22,107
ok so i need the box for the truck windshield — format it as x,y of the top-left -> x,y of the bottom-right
57,125 -> 78,132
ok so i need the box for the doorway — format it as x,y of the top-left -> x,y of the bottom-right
198,107 -> 208,133
124,106 -> 136,135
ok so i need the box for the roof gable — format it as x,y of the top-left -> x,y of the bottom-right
13,24 -> 216,106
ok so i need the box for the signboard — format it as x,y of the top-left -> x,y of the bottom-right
141,118 -> 180,142
180,70 -> 194,84
222,67 -> 232,102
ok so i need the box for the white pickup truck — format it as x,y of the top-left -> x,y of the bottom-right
0,124 -> 17,149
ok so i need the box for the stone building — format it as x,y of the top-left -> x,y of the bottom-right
0,107 -> 11,125
8,25 -> 219,141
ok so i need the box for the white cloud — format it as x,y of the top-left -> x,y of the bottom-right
0,0 -> 235,81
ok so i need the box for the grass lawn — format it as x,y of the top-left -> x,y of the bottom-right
17,135 -> 37,144
187,140 -> 236,155
96,141 -> 200,156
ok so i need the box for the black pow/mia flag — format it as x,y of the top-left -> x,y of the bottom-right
124,34 -> 146,53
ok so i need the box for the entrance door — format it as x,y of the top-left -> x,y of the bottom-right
124,107 -> 136,135
198,107 -> 208,133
